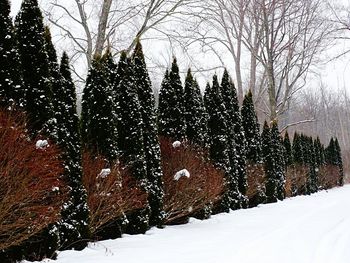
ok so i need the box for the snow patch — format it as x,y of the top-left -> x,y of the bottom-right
174,169 -> 190,181
172,141 -> 181,148
98,168 -> 111,179
36,139 -> 49,149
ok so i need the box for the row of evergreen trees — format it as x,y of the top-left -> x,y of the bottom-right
0,0 -> 344,261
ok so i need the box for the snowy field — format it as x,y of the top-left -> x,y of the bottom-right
30,185 -> 350,263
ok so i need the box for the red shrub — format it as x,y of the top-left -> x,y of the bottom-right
0,110 -> 65,251
285,165 -> 308,197
82,151 -> 147,235
160,137 -> 224,224
318,165 -> 340,190
246,163 -> 265,200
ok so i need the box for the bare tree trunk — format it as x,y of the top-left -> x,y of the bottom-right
95,0 -> 113,57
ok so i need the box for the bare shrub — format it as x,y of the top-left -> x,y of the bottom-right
285,165 -> 308,197
160,138 -> 224,224
318,165 -> 340,190
0,110 -> 65,251
82,151 -> 147,236
246,163 -> 266,207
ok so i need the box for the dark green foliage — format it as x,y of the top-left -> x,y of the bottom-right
328,137 -> 345,186
241,90 -> 261,163
81,54 -> 118,160
0,0 -> 24,107
204,76 -> 240,212
183,68 -> 208,146
158,58 -> 185,140
292,132 -> 304,165
305,136 -> 318,194
263,121 -> 285,203
15,0 -> 53,136
57,52 -> 90,250
132,41 -> 165,226
115,52 -> 149,234
220,70 -> 247,206
314,137 -> 325,167
283,131 -> 293,166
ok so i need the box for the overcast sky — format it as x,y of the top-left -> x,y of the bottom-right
9,0 -> 350,95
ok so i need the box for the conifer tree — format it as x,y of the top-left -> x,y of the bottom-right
183,68 -> 208,146
264,121 -> 285,203
0,0 -> 24,107
241,90 -> 261,163
81,54 -> 118,160
306,136 -> 318,194
220,69 -> 247,205
314,137 -> 325,167
115,52 -> 149,234
57,52 -> 90,250
15,0 -> 53,136
292,132 -> 304,165
283,131 -> 293,166
334,138 -> 344,186
204,76 -> 240,212
158,58 -> 185,140
132,41 -> 165,226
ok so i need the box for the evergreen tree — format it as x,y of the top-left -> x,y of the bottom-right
204,76 -> 240,212
241,90 -> 261,163
158,58 -> 185,140
313,137 -> 324,167
292,132 -> 304,165
115,52 -> 149,234
132,41 -> 165,226
15,0 -> 53,136
283,131 -> 293,166
81,54 -> 118,160
306,136 -> 318,194
334,138 -> 344,186
183,68 -> 208,146
220,69 -> 247,206
0,0 -> 24,107
325,138 -> 336,165
264,121 -> 285,203
57,52 -> 90,250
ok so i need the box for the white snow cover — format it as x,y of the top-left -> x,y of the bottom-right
172,141 -> 181,148
35,140 -> 49,149
98,169 -> 111,179
25,185 -> 350,263
173,169 -> 190,181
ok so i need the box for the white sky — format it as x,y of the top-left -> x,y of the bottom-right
9,0 -> 350,94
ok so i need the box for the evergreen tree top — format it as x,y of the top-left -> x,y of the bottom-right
132,39 -> 146,64
212,74 -> 220,93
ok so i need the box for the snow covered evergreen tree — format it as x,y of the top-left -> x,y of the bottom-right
241,90 -> 261,163
292,132 -> 304,165
15,0 -> 54,136
56,52 -> 90,250
115,52 -> 150,234
283,131 -> 293,166
81,54 -> 118,160
334,138 -> 344,186
306,136 -> 318,194
204,76 -> 240,212
314,137 -> 325,167
183,68 -> 208,146
0,0 -> 24,108
220,69 -> 247,206
132,41 -> 164,226
158,58 -> 185,140
264,121 -> 285,203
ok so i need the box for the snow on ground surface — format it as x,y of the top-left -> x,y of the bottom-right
29,185 -> 350,263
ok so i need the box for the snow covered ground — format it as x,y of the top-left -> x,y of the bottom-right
30,185 -> 350,263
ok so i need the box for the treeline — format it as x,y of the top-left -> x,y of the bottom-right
0,0 -> 344,262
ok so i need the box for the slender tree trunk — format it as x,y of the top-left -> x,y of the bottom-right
95,0 -> 113,57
